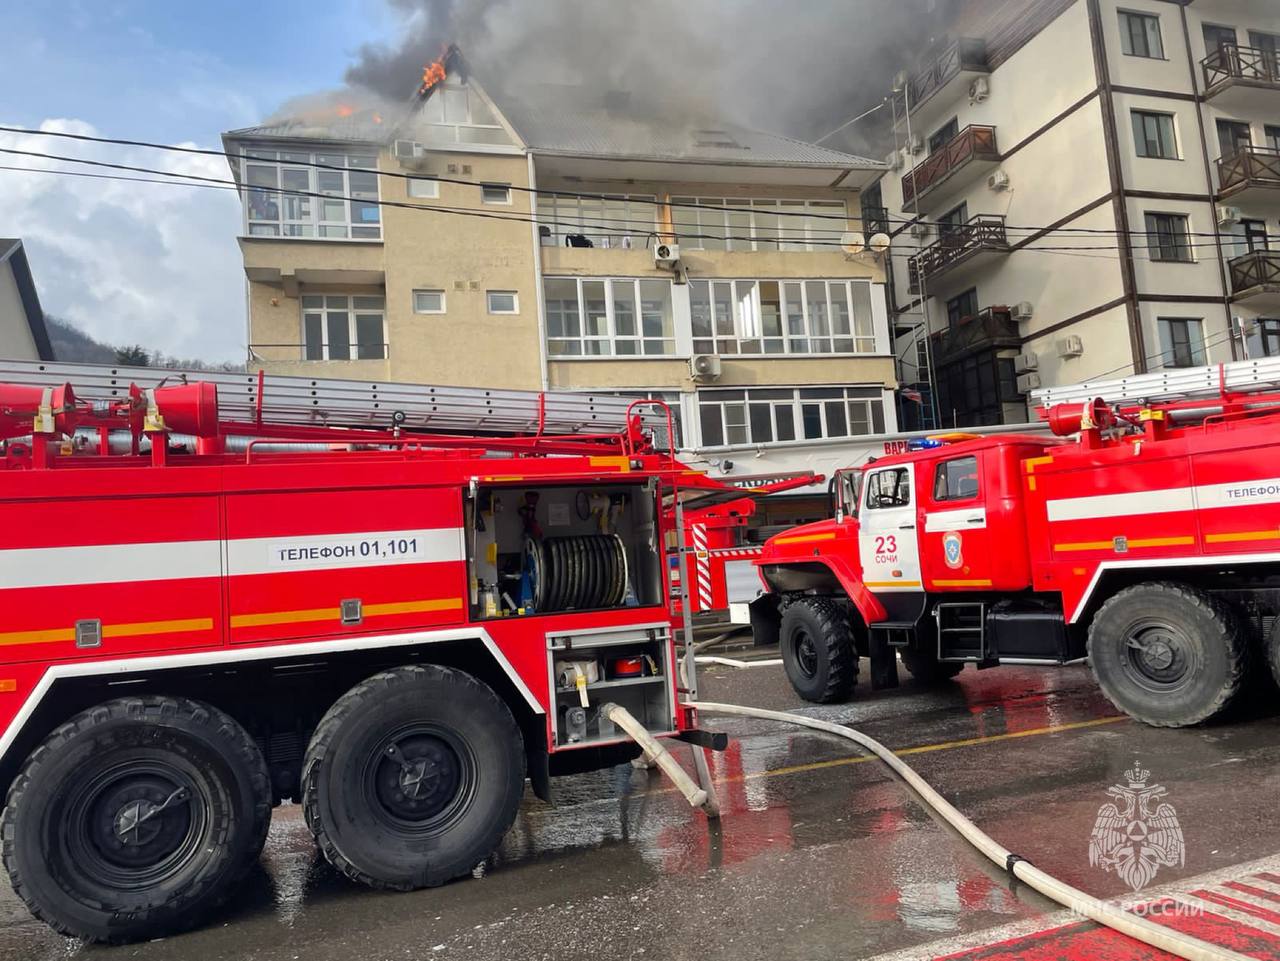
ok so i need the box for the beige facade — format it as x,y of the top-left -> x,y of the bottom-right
0,240 -> 52,363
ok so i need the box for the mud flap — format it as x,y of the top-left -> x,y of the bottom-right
749,594 -> 781,648
869,628 -> 900,691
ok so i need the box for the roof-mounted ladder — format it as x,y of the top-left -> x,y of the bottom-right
1031,356 -> 1280,409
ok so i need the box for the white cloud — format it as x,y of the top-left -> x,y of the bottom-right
0,118 -> 245,362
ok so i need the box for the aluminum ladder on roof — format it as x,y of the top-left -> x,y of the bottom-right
1030,356 -> 1280,409
0,358 -> 658,438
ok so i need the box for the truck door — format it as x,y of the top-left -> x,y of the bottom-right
859,463 -> 922,592
920,452 -> 992,590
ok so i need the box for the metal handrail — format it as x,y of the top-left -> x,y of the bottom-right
902,125 -> 999,206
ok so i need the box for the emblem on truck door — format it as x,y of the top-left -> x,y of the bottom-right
943,532 -> 964,570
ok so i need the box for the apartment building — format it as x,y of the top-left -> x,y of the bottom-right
222,57 -> 897,502
875,0 -> 1280,427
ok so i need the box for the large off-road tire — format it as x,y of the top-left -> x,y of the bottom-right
1088,582 -> 1247,727
780,597 -> 858,703
302,664 -> 525,891
1,696 -> 271,943
899,649 -> 965,684
1265,619 -> 1280,692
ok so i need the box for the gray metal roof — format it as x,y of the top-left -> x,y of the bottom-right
223,115 -> 389,145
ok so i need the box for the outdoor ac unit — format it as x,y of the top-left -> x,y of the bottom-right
690,354 -> 722,382
1016,371 -> 1042,394
654,242 -> 681,267
909,221 -> 933,240
1015,350 -> 1039,374
1011,301 -> 1035,321
1217,205 -> 1243,226
393,139 -> 425,160
988,169 -> 1011,191
1058,334 -> 1085,358
969,76 -> 991,104
908,135 -> 925,155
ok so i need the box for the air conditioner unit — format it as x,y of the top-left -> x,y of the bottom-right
393,139 -> 425,160
1015,350 -> 1039,374
1217,205 -> 1243,226
654,242 -> 681,267
909,221 -> 933,240
908,135 -> 925,155
969,76 -> 991,104
988,169 -> 1011,191
1011,301 -> 1035,321
1016,371 -> 1042,394
690,354 -> 722,382
1058,334 -> 1085,358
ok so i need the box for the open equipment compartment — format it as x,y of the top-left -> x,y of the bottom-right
467,481 -> 665,619
547,623 -> 675,748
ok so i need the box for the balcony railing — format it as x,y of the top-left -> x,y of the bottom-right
1229,250 -> 1280,297
1217,145 -> 1280,197
932,306 -> 1020,365
1203,42 -> 1280,95
908,214 -> 1010,293
902,125 -> 999,208
893,38 -> 990,118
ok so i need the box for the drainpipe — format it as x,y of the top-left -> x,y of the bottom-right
527,152 -> 550,391
1086,0 -> 1148,373
1179,3 -> 1239,361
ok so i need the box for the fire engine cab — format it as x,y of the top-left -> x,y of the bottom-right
0,359 -> 751,943
751,358 -> 1280,730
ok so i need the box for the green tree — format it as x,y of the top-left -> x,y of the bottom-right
114,345 -> 150,366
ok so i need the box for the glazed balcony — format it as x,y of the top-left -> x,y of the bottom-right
892,38 -> 991,133
901,125 -> 1000,210
907,214 -> 1010,295
1202,43 -> 1280,112
1217,145 -> 1280,205
1229,250 -> 1280,311
931,306 -> 1020,366
861,205 -> 890,236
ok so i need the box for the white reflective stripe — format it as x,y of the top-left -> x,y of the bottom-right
1069,551 -> 1280,622
226,528 -> 465,576
924,507 -> 986,533
0,540 -> 222,589
1046,487 -> 1194,522
1195,477 -> 1280,509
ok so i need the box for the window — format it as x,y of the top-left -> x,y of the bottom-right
481,183 -> 511,205
928,117 -> 960,154
407,177 -> 439,199
542,278 -> 675,356
241,147 -> 381,239
1157,318 -> 1206,368
934,456 -> 980,502
536,192 -> 657,248
1119,11 -> 1164,59
696,387 -> 886,448
1203,24 -> 1237,54
420,82 -> 512,146
1145,212 -> 1193,262
1133,111 -> 1178,159
939,202 -> 969,238
301,295 -> 386,360
865,468 -> 911,510
1242,219 -> 1270,252
946,288 -> 979,328
672,197 -> 846,251
1247,319 -> 1280,358
1267,125 -> 1280,153
412,289 -> 446,313
1249,31 -> 1280,77
689,279 -> 877,355
1216,119 -> 1252,159
936,353 -> 1019,427
487,290 -> 519,314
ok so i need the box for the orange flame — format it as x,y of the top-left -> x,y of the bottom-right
335,104 -> 354,117
417,45 -> 455,97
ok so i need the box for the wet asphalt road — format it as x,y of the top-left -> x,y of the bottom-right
4,658 -> 1280,961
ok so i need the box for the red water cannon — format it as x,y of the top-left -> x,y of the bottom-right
1045,397 -> 1115,437
0,382 -> 80,440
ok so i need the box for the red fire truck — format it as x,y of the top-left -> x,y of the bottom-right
750,358 -> 1280,729
0,360 -> 739,943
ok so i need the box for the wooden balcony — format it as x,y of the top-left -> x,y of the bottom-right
892,38 -> 991,132
1229,250 -> 1280,310
1202,43 -> 1280,112
931,306 -> 1020,366
902,125 -> 1000,210
907,215 -> 1010,295
1217,145 -> 1280,205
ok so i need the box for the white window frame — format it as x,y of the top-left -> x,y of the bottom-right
689,279 -> 878,357
240,145 -> 382,241
1118,9 -> 1165,59
412,289 -> 446,314
542,277 -> 677,358
536,192 -> 658,248
300,294 -> 388,361
487,290 -> 520,314
481,183 -> 513,205
420,81 -> 510,146
671,197 -> 847,252
696,386 -> 887,449
407,176 -> 440,199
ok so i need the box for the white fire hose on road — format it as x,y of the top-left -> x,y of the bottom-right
681,701 -> 1248,961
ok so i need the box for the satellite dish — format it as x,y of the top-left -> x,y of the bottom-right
869,232 -> 891,254
840,231 -> 867,254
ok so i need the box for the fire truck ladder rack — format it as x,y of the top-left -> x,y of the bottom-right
0,358 -> 668,448
1031,355 -> 1280,410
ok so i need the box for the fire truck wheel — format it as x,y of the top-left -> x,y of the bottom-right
780,597 -> 858,703
302,664 -> 525,891
1266,619 -> 1280,691
1089,582 -> 1248,727
899,650 -> 965,684
0,696 -> 271,943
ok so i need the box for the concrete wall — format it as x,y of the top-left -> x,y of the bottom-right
0,265 -> 39,361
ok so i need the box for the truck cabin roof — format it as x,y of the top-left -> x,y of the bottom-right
862,433 -> 1062,470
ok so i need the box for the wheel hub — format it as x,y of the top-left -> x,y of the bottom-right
794,631 -> 819,679
81,771 -> 197,875
1124,623 -> 1191,689
375,733 -> 461,821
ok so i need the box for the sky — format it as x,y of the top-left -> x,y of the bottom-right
0,1 -> 403,363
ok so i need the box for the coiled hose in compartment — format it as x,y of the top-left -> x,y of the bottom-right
524,534 -> 629,612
